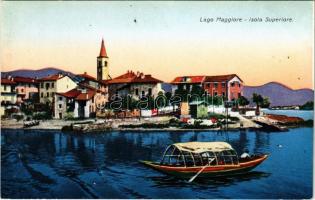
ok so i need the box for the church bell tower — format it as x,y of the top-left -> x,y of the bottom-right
97,39 -> 109,80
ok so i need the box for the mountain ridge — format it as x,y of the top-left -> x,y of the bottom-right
243,82 -> 314,107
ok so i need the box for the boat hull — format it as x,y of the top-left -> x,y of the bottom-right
140,155 -> 268,178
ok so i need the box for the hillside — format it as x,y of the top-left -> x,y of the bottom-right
243,82 -> 314,107
1,67 -> 76,79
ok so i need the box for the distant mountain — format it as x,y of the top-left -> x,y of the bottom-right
243,82 -> 314,107
1,67 -> 76,79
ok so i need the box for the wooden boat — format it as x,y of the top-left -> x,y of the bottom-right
140,142 -> 268,179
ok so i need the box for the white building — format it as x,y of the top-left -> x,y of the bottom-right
38,73 -> 77,104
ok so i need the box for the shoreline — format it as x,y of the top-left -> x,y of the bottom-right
1,113 -> 312,133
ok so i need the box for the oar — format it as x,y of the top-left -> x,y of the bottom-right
188,158 -> 215,183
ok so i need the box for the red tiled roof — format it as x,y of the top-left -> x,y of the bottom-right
171,74 -> 243,84
38,74 -> 64,81
76,90 -> 96,101
205,74 -> 243,82
77,72 -> 96,81
57,89 -> 81,98
108,71 -> 163,84
1,78 -> 16,85
170,76 -> 206,84
13,76 -> 38,83
57,86 -> 97,101
99,39 -> 108,58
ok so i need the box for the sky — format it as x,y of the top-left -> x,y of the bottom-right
1,1 -> 314,89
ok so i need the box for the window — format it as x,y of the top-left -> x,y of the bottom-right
214,83 -> 218,88
4,85 -> 6,91
222,92 -> 225,96
41,92 -> 44,98
59,97 -> 62,101
51,83 -> 54,88
206,83 -> 210,88
16,88 -> 18,93
41,83 -> 44,88
148,88 -> 152,96
221,82 -> 225,87
51,92 -> 55,97
47,92 -> 49,97
238,83 -> 241,87
21,89 -> 24,93
98,60 -> 102,67
238,93 -> 241,98
214,92 -> 218,96
59,104 -> 62,109
135,88 -> 139,96
105,61 -> 107,67
141,91 -> 145,97
45,83 -> 50,89
231,82 -> 235,87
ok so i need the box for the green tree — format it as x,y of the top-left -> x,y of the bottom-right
175,87 -> 189,102
252,93 -> 264,115
238,96 -> 250,107
300,101 -> 314,110
261,97 -> 271,108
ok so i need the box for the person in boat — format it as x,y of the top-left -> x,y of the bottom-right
240,149 -> 250,158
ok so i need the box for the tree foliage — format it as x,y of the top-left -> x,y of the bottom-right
238,96 -> 250,106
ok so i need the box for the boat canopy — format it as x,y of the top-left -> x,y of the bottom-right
160,142 -> 239,167
173,142 -> 233,154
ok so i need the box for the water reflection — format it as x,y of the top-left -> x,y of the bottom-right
1,128 -> 312,199
148,171 -> 271,189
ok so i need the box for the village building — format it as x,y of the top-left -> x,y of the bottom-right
0,78 -> 17,116
107,70 -> 164,101
54,84 -> 107,119
170,74 -> 243,101
77,72 -> 108,94
204,74 -> 243,101
12,76 -> 39,104
38,73 -> 77,104
1,78 -> 17,104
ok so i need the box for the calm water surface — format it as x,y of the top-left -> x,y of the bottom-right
262,109 -> 314,120
1,128 -> 313,199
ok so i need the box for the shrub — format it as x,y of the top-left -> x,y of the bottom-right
33,112 -> 52,120
64,112 -> 75,120
12,114 -> 24,121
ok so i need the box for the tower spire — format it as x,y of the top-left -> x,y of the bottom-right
99,38 -> 108,58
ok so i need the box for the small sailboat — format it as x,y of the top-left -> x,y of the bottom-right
140,142 -> 268,181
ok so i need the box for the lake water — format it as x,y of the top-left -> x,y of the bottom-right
262,109 -> 314,120
1,127 -> 313,199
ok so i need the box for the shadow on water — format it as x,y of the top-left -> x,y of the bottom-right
148,171 -> 271,189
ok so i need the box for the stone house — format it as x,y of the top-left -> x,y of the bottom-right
12,76 -> 39,104
107,70 -> 164,101
54,85 -> 106,119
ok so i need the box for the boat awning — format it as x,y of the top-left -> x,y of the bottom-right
173,142 -> 233,153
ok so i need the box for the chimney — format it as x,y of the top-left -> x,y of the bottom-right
84,72 -> 87,75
